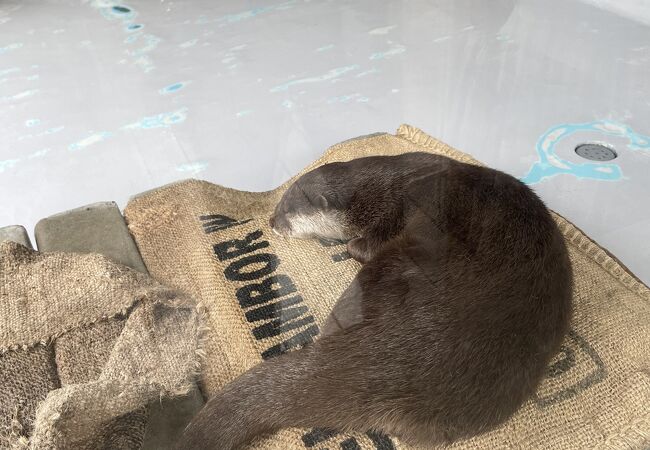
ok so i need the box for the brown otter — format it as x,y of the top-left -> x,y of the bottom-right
177,152 -> 573,449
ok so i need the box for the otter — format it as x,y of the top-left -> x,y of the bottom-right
177,152 -> 573,449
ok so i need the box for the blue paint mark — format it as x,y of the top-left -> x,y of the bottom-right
0,159 -> 20,173
68,131 -> 112,151
176,161 -> 209,175
26,74 -> 39,81
356,68 -> 380,78
282,100 -> 294,109
127,23 -> 142,31
0,43 -> 23,54
196,1 -> 297,26
521,120 -> 650,185
369,45 -> 406,60
44,126 -> 64,135
0,68 -> 20,76
179,39 -> 198,48
236,110 -> 253,118
368,25 -> 397,35
315,44 -> 334,52
270,65 -> 359,92
25,119 -> 40,127
159,81 -> 189,94
327,93 -> 369,104
28,148 -> 50,159
3,89 -> 39,101
112,5 -> 131,14
123,108 -> 188,129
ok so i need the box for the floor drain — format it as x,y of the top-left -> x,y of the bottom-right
575,143 -> 618,161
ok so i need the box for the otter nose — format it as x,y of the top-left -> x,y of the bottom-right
269,216 -> 275,229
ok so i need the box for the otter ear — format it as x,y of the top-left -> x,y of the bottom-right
315,195 -> 329,210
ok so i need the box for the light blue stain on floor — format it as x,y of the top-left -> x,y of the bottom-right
270,65 -> 359,92
0,43 -> 23,54
369,45 -> 406,60
28,148 -> 50,159
236,110 -> 253,117
327,93 -> 369,104
356,68 -> 380,78
315,44 -> 334,52
44,126 -> 65,135
196,0 -> 297,26
521,120 -> 650,185
123,108 -> 188,129
126,23 -> 143,31
0,159 -> 20,173
3,89 -> 39,101
0,68 -> 20,76
176,161 -> 209,175
25,119 -> 40,127
179,39 -> 198,48
368,25 -> 397,35
68,131 -> 112,151
159,81 -> 189,94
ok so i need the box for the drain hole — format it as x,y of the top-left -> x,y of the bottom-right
575,143 -> 618,161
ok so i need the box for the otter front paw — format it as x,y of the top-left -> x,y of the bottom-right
347,237 -> 376,264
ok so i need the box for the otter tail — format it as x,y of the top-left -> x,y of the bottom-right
175,333 -> 395,450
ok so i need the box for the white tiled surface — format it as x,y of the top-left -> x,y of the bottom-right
1,0 -> 649,282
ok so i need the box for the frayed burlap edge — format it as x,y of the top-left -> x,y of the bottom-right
0,241 -> 210,449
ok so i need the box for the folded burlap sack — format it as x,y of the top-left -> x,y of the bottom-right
0,241 -> 204,449
124,125 -> 650,449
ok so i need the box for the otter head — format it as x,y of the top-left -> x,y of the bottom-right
269,171 -> 350,240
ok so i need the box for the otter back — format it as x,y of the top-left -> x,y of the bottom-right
124,125 -> 650,450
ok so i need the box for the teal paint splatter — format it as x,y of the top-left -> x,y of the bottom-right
0,159 -> 19,173
44,126 -> 64,135
68,131 -> 112,151
123,108 -> 188,129
179,39 -> 198,48
28,148 -> 50,159
327,93 -> 369,104
0,68 -> 20,76
196,1 -> 297,26
0,43 -> 23,54
159,81 -> 189,94
270,65 -> 359,92
521,120 -> 650,185
369,45 -> 406,60
25,119 -> 40,127
356,68 -> 380,78
176,161 -> 208,175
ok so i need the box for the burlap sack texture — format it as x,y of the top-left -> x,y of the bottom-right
123,125 -> 650,450
0,241 -> 205,449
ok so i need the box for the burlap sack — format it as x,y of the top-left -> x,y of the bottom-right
0,241 -> 204,449
123,125 -> 650,449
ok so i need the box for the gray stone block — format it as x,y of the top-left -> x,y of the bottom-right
0,225 -> 33,249
34,201 -> 147,273
34,200 -> 204,447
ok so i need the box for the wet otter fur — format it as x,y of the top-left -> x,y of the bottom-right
177,152 -> 573,449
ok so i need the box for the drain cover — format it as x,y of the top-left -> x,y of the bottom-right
575,143 -> 618,161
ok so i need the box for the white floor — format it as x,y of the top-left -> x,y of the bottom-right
1,0 -> 649,283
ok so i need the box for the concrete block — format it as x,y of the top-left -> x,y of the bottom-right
0,225 -> 33,249
34,201 -> 147,273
